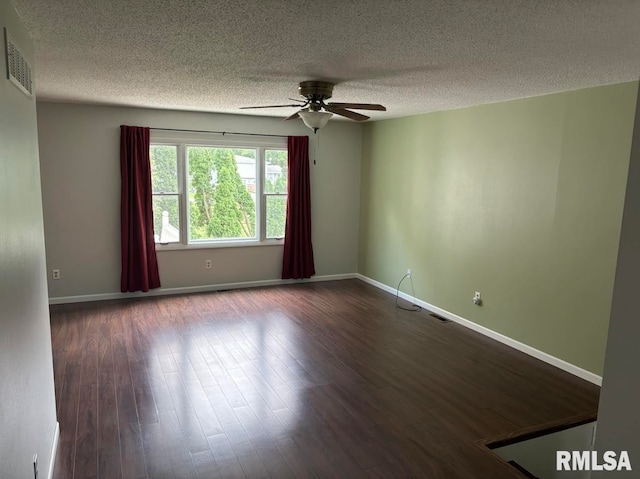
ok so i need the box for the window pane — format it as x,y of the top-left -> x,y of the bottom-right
150,145 -> 178,193
153,195 -> 180,243
266,195 -> 287,239
187,147 -> 257,241
265,150 -> 287,194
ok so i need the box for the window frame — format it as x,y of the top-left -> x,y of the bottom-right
151,132 -> 287,250
150,143 -> 185,245
262,148 -> 288,240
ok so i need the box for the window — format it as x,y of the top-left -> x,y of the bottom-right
150,136 -> 287,247
264,149 -> 288,239
150,145 -> 181,244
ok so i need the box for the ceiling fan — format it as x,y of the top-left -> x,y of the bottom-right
240,81 -> 386,133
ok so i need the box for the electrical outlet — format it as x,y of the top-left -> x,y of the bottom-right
407,268 -> 412,277
52,269 -> 60,280
473,291 -> 482,306
33,454 -> 38,479
205,259 -> 212,269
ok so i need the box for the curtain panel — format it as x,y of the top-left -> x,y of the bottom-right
120,125 -> 161,292
282,136 -> 315,279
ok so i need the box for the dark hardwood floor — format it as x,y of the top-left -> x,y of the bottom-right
49,279 -> 599,478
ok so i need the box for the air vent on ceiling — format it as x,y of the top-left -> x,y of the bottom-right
4,28 -> 33,98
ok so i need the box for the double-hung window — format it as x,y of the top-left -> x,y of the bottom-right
150,135 -> 288,247
150,144 -> 181,244
264,149 -> 288,239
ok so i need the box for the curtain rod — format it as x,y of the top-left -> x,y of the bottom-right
149,127 -> 293,139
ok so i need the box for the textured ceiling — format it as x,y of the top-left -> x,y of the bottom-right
10,0 -> 640,121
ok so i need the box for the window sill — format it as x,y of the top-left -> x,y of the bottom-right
155,239 -> 284,251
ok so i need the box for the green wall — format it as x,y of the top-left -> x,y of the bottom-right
359,82 -> 638,375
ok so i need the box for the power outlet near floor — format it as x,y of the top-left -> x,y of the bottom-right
205,259 -> 212,270
52,269 -> 60,280
472,291 -> 482,306
407,268 -> 412,277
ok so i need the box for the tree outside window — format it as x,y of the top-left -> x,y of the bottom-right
150,141 -> 288,245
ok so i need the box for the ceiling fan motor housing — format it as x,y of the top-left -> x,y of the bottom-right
298,81 -> 334,103
240,80 -> 383,127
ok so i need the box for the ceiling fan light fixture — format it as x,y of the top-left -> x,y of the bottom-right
299,110 -> 333,133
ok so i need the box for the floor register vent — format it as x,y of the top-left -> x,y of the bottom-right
430,313 -> 450,323
4,28 -> 33,97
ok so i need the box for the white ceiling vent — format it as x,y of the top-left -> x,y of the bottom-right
4,28 -> 33,98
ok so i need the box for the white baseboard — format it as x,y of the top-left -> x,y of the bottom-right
355,274 -> 602,386
48,273 -> 357,305
49,272 -> 601,386
48,422 -> 59,479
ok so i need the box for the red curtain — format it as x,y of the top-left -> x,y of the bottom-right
120,125 -> 161,292
282,136 -> 315,279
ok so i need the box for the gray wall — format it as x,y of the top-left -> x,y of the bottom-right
0,2 -> 59,477
36,102 -> 362,299
593,83 -> 640,476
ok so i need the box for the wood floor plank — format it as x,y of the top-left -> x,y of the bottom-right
50,280 -> 600,478
140,422 -> 172,478
158,410 -> 199,479
74,337 -> 99,479
52,362 -> 81,479
118,422 -> 146,479
206,433 -> 247,479
97,320 -> 122,478
277,441 -> 317,479
191,449 -> 221,479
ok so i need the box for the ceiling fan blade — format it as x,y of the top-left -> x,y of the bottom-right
327,102 -> 386,111
239,104 -> 302,109
327,108 -> 370,121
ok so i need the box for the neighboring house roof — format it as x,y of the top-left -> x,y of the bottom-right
235,155 -> 283,182
159,211 -> 179,244
156,156 -> 283,243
